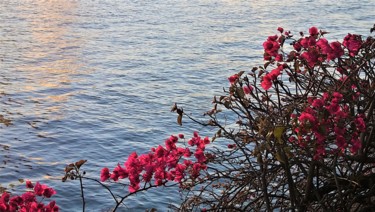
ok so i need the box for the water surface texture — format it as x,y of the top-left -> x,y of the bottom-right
1,0 -> 374,210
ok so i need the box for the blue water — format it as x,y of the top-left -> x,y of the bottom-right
1,0 -> 374,211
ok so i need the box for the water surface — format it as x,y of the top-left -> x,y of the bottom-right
0,0 -> 374,210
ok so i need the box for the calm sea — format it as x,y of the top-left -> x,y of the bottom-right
1,0 -> 374,211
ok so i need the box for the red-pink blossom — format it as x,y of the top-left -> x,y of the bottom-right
261,75 -> 272,90
355,116 -> 366,132
21,192 -> 36,203
312,98 -> 324,108
350,138 -> 362,153
309,26 -> 319,36
194,149 -> 206,163
298,112 -> 316,124
317,38 -> 330,52
293,42 -> 302,51
100,167 -> 111,182
301,48 -> 319,68
42,187 -> 56,198
333,92 -> 343,101
263,36 -> 280,58
34,182 -> 43,196
275,54 -> 283,62
228,74 -> 238,84
343,34 -> 362,56
269,66 -> 283,80
243,85 -> 253,94
26,180 -> 33,189
1,192 -> 10,204
165,137 -> 177,151
328,41 -> 344,60
300,37 -> 309,48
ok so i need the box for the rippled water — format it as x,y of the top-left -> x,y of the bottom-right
1,0 -> 374,210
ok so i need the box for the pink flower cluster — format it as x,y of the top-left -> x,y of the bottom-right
261,64 -> 284,90
260,27 -> 364,90
296,27 -> 347,67
343,33 -> 363,57
263,34 -> 281,60
0,181 -> 58,212
228,74 -> 239,85
100,132 -> 210,193
290,92 -> 366,159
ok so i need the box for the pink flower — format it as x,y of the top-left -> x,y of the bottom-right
184,148 -> 192,157
191,163 -> 202,178
309,26 -> 319,36
113,164 -> 128,180
328,41 -> 344,60
243,85 -> 253,94
275,54 -> 283,62
43,187 -> 56,198
293,42 -> 302,51
301,48 -> 319,68
228,74 -> 238,84
261,65 -> 283,90
155,145 -> 166,158
336,135 -> 347,150
350,138 -> 362,154
129,183 -> 140,193
314,145 -> 325,160
1,192 -> 10,203
203,137 -> 210,145
355,117 -> 366,132
300,37 -> 309,48
308,36 -> 317,46
21,191 -> 35,203
312,98 -> 324,108
26,180 -> 34,189
298,112 -> 316,124
269,66 -> 283,80
326,103 -> 340,114
48,201 -> 59,212
317,38 -> 330,52
34,182 -> 43,196
194,149 -> 206,163
263,36 -> 280,58
333,92 -> 343,101
267,35 -> 278,41
343,34 -> 362,56
165,137 -> 177,150
261,75 -> 272,90
100,167 -> 111,182
277,27 -> 284,33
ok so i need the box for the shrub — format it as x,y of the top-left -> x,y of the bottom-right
2,25 -> 374,211
175,26 -> 375,211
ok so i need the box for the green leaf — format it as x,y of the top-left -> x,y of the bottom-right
274,126 -> 286,144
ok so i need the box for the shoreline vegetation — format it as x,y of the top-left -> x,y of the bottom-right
1,25 -> 375,211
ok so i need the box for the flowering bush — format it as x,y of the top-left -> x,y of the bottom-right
62,133 -> 212,211
100,132 -> 210,191
2,26 -> 374,211
176,26 -> 375,211
0,181 -> 58,212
